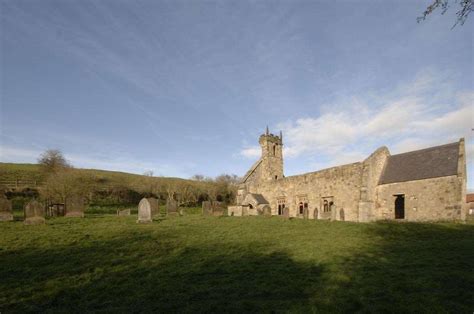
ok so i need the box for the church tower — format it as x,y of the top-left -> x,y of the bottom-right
259,127 -> 284,181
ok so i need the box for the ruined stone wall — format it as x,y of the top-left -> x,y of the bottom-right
358,147 -> 390,222
247,162 -> 363,221
375,175 -> 463,221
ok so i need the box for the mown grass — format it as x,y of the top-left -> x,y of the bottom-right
0,215 -> 473,313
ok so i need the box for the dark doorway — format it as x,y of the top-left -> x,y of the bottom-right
394,195 -> 405,219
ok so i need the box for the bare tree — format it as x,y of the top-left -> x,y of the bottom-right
38,149 -> 72,174
190,174 -> 205,181
143,170 -> 154,177
40,169 -> 93,204
418,0 -> 473,27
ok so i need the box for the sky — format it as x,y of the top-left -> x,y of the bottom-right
1,0 -> 473,188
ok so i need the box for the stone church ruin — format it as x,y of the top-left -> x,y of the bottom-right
229,128 -> 467,222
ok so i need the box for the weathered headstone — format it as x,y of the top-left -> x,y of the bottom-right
314,208 -> 319,220
24,200 -> 45,225
117,208 -> 131,216
262,205 -> 272,217
0,197 -> 13,221
303,207 -> 309,219
148,197 -> 160,217
283,207 -> 290,219
166,199 -> 179,215
202,201 -> 212,216
137,198 -> 152,223
65,196 -> 86,218
212,201 -> 226,216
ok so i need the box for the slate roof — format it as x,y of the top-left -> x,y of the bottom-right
379,142 -> 460,185
250,194 -> 269,204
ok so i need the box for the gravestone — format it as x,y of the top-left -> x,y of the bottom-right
65,196 -> 86,218
202,201 -> 212,216
303,207 -> 309,219
212,201 -> 225,216
0,197 -> 13,221
262,205 -> 272,217
137,198 -> 152,223
147,198 -> 160,217
117,208 -> 131,216
314,208 -> 319,220
24,200 -> 45,225
283,207 -> 290,219
340,208 -> 345,221
166,199 -> 179,215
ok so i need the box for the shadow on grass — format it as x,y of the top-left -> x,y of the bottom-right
331,222 -> 474,313
0,236 -> 323,312
0,221 -> 473,312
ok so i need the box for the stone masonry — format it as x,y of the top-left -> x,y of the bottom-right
229,128 -> 467,222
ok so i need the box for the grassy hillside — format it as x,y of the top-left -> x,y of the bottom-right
0,162 -> 187,187
0,163 -> 44,182
0,215 -> 473,312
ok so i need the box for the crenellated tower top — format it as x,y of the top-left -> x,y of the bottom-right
258,127 -> 284,181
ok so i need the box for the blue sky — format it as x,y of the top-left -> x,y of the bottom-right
1,0 -> 473,188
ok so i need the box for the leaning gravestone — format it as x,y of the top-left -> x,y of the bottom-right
202,201 -> 212,216
117,208 -> 131,216
166,199 -> 179,216
137,198 -> 152,223
65,196 -> 86,218
24,200 -> 45,225
0,197 -> 13,221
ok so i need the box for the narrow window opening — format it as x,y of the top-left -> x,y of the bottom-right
394,195 -> 405,219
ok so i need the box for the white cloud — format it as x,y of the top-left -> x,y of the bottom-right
240,146 -> 261,158
239,69 -> 473,178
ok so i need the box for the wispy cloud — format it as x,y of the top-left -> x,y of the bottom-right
239,69 -> 473,172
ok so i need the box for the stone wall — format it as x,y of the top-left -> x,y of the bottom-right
375,175 -> 463,221
358,147 -> 390,222
246,162 -> 363,221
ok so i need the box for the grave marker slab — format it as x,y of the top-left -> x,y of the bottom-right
202,201 -> 212,216
147,197 -> 160,217
166,199 -> 179,215
137,198 -> 152,223
0,197 -> 13,221
65,196 -> 86,218
117,208 -> 131,216
24,200 -> 45,225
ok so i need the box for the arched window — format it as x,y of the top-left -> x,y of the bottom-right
299,202 -> 304,215
275,175 -> 278,180
329,201 -> 334,212
249,204 -> 253,209
323,200 -> 328,212
273,145 -> 276,156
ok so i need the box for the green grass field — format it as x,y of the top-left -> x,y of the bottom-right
1,214 -> 473,313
